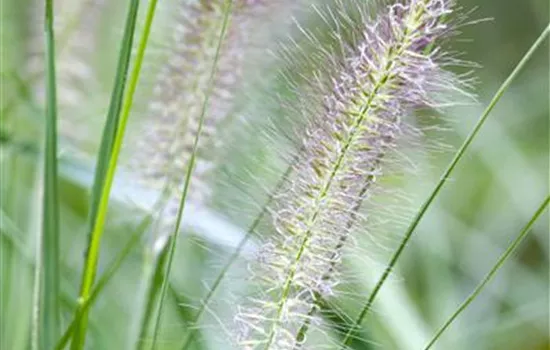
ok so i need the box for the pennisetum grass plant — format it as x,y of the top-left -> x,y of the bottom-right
1,0 -> 548,349
234,0 -> 476,348
120,1 -> 296,347
123,0 -> 285,268
115,1 -> 309,348
338,22 -> 550,349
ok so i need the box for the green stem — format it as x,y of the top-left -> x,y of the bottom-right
339,22 -> 550,348
40,0 -> 61,348
424,196 -> 549,349
55,204 -> 160,350
70,0 -> 158,348
180,150 -> 300,349
134,237 -> 172,350
149,1 -> 234,348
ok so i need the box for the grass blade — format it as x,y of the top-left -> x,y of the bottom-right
149,1 -> 234,347
55,211 -> 156,350
70,0 -> 158,347
84,0 -> 139,234
31,208 -> 43,350
423,195 -> 549,349
39,0 -> 61,348
134,237 -> 172,350
56,190 -> 168,350
339,23 -> 550,348
179,151 -> 299,349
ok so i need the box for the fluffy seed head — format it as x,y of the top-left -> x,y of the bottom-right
127,0 -> 266,218
235,0 -> 472,348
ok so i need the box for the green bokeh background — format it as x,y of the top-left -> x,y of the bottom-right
1,0 -> 548,349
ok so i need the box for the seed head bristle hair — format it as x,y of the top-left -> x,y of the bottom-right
127,0 -> 270,224
234,0 -> 474,348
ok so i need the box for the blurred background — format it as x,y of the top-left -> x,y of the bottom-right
1,0 -> 548,349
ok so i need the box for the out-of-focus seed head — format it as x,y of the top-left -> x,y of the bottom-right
26,0 -> 107,150
127,0 -> 265,216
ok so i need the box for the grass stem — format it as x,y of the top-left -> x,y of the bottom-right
40,0 -> 61,348
69,0 -> 158,347
149,1 -> 234,347
423,195 -> 549,349
339,22 -> 550,348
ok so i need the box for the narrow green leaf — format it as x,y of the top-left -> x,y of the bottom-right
424,196 -> 549,349
339,23 -> 550,348
135,237 -> 172,350
40,0 -> 61,348
70,0 -> 157,347
149,1 -> 234,347
84,0 -> 139,233
179,152 -> 299,349
55,211 -> 154,350
0,209 -> 96,348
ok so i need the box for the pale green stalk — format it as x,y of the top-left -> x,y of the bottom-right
339,22 -> 550,348
149,1 -> 234,347
423,195 -> 549,349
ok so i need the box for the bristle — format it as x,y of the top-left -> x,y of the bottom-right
128,0 -> 266,214
235,1 -> 472,348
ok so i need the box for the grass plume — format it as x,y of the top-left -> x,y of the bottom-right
1,0 -> 546,349
235,1 -> 474,348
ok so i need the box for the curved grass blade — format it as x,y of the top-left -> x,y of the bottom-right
56,189 -> 169,350
135,236 -> 171,350
149,1 -> 234,347
70,0 -> 158,347
54,209 -> 157,350
339,23 -> 550,348
179,151 -> 299,349
423,195 -> 549,349
38,0 -> 61,348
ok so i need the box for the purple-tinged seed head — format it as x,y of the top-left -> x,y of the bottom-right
235,0 -> 474,348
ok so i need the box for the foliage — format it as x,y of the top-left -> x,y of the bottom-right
0,0 -> 548,349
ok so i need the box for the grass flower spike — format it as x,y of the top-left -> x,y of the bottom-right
235,0 -> 472,348
1,0 -> 547,348
128,0 -> 266,220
